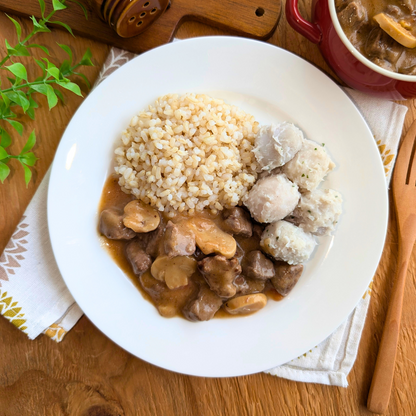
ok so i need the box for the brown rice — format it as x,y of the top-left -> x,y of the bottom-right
114,93 -> 259,215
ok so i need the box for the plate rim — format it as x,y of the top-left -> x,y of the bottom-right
47,36 -> 389,377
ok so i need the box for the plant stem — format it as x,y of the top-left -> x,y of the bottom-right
0,5 -> 62,68
1,79 -> 54,93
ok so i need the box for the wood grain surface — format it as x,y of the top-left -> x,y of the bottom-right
0,0 -> 281,54
1,2 -> 416,415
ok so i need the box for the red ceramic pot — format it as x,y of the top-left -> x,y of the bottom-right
286,0 -> 416,100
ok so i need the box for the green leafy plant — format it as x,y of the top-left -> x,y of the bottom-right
0,0 -> 93,185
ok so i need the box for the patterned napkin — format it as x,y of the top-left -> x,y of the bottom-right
0,47 -> 408,384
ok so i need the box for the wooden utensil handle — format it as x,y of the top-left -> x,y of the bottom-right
367,239 -> 413,414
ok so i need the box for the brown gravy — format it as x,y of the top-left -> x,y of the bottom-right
336,0 -> 416,74
98,175 -> 283,320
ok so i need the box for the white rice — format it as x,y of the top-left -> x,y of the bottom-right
114,93 -> 259,215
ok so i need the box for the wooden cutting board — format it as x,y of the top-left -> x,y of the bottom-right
0,0 -> 282,54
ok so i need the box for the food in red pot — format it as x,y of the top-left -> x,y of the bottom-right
286,0 -> 416,100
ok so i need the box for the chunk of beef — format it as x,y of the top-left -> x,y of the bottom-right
386,5 -> 402,18
399,65 -> 416,75
164,221 -> 196,257
145,225 -> 165,258
99,209 -> 136,240
371,57 -> 396,72
365,27 -> 403,67
402,0 -> 414,13
252,224 -> 265,240
222,207 -> 253,237
139,272 -> 197,318
337,2 -> 368,30
125,240 -> 152,275
335,0 -> 353,12
182,284 -> 223,321
233,275 -> 266,295
242,250 -> 275,281
271,262 -> 304,296
198,255 -> 241,299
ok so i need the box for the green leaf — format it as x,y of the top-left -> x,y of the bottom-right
0,129 -> 12,148
30,16 -> 50,33
27,108 -> 35,120
5,63 -> 27,81
56,80 -> 82,96
0,161 -> 10,183
79,48 -> 93,66
14,44 -> 30,57
27,43 -> 50,56
1,91 -> 11,109
5,39 -> 18,56
38,0 -> 46,17
58,43 -> 73,62
51,21 -> 74,37
4,119 -> 23,135
54,88 -> 64,103
34,58 -> 46,73
73,71 -> 91,89
22,163 -> 32,186
5,91 -> 30,112
21,130 -> 36,153
52,0 -> 67,10
47,66 -> 60,80
0,146 -> 8,160
28,96 -> 39,109
6,15 -> 21,41
68,0 -> 88,19
8,76 -> 23,87
59,60 -> 71,75
20,152 -> 37,166
30,83 -> 48,95
46,85 -> 58,109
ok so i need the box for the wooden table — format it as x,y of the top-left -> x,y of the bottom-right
1,2 -> 416,415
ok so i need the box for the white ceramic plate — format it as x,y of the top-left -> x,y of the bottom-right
48,36 -> 388,377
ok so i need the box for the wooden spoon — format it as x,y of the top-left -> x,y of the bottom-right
367,120 -> 416,414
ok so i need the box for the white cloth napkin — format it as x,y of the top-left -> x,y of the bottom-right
0,47 -> 408,384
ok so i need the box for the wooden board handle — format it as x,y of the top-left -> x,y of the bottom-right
0,0 -> 281,54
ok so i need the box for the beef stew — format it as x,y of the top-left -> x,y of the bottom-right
336,0 -> 416,74
98,175 -> 287,321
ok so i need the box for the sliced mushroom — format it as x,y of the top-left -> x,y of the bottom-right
198,255 -> 241,299
188,217 -> 236,259
123,200 -> 160,233
224,293 -> 267,315
271,262 -> 304,296
151,255 -> 197,290
374,13 -> 416,48
99,209 -> 136,240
